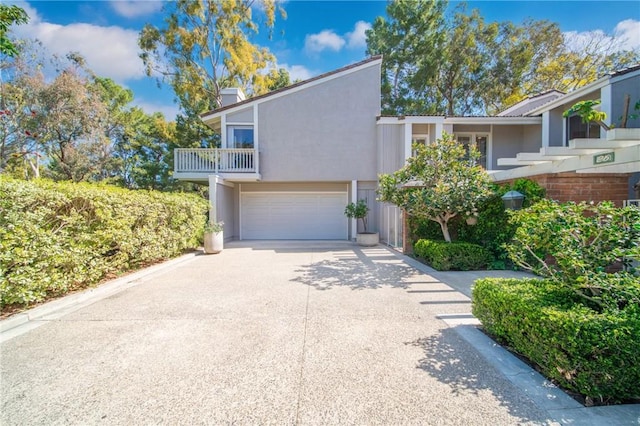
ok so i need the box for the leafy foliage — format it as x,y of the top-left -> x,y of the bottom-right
0,177 -> 208,308
378,133 -> 494,242
563,99 -> 610,131
0,4 -> 28,57
506,200 -> 640,310
409,178 -> 546,266
473,278 -> 640,403
366,2 -> 640,116
365,0 -> 447,115
344,200 -> 370,233
139,0 -> 285,146
414,239 -> 493,271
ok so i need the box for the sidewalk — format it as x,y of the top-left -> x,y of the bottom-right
1,241 -> 638,425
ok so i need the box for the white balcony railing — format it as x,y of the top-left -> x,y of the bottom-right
174,148 -> 257,174
624,199 -> 640,208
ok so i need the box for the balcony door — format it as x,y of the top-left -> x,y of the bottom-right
227,125 -> 254,149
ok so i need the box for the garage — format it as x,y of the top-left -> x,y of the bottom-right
240,192 -> 348,240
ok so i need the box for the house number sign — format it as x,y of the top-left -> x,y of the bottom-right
593,152 -> 615,165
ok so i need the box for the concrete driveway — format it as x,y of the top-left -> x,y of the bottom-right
0,242 -> 570,424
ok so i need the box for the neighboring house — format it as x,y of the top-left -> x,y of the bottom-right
173,57 -> 640,249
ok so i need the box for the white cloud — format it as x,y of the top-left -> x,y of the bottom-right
563,19 -> 640,53
110,1 -> 162,18
304,21 -> 371,54
304,29 -> 345,53
280,64 -> 315,81
346,21 -> 372,49
613,19 -> 640,51
13,3 -> 146,83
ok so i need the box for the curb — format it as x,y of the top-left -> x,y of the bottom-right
1,252 -> 201,339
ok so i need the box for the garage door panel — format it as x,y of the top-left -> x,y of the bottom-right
241,192 -> 348,240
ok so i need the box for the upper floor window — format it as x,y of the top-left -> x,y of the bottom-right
566,114 -> 600,143
455,134 -> 488,168
227,125 -> 254,148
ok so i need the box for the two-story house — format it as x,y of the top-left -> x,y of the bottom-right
173,56 -> 640,249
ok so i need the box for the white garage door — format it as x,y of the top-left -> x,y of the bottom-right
241,192 -> 348,239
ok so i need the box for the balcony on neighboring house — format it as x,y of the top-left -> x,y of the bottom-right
173,148 -> 260,182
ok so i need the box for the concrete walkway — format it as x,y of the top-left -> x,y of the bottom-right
1,241 -> 638,425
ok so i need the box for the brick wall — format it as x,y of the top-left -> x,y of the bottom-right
497,173 -> 631,207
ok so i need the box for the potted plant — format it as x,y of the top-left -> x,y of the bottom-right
344,199 -> 379,246
203,220 -> 224,254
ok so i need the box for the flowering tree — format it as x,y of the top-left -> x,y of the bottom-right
378,132 -> 494,242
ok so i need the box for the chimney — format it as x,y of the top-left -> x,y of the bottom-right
220,88 -> 246,107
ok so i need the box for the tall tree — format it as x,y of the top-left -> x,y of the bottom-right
365,0 -> 447,115
139,0 -> 284,147
367,2 -> 640,116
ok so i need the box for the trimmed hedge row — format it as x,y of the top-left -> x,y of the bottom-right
414,239 -> 493,271
0,177 -> 209,308
472,278 -> 640,403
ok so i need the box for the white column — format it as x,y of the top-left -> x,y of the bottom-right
208,174 -> 217,223
404,123 -> 412,162
600,85 -> 612,140
435,122 -> 444,140
253,104 -> 259,173
542,111 -> 550,148
351,180 -> 358,239
220,114 -> 227,148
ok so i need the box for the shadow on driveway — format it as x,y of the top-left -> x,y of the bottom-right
407,327 -> 550,423
290,246 -> 427,290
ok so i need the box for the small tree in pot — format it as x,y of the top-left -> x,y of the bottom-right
345,199 -> 379,246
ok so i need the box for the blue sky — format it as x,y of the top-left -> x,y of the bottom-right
10,1 -> 640,120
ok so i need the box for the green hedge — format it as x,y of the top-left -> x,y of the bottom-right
473,278 -> 640,403
0,177 -> 208,308
414,239 -> 493,271
409,178 -> 546,267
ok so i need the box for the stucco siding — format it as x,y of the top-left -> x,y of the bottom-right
256,64 -> 380,181
226,107 -> 254,124
491,125 -> 541,170
377,123 -> 405,175
216,183 -> 236,240
611,76 -> 640,128
452,124 -> 491,133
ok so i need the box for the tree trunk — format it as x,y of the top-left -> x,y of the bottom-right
438,220 -> 452,242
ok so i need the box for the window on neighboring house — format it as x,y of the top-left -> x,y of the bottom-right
566,114 -> 600,143
455,134 -> 488,168
411,134 -> 429,156
227,125 -> 254,149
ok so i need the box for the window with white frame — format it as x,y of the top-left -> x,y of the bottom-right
227,125 -> 254,149
411,134 -> 429,156
455,133 -> 488,168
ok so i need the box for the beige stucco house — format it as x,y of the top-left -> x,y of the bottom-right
173,57 -> 640,248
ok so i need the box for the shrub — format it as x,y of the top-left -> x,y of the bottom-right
506,200 -> 640,310
473,278 -> 640,403
409,178 -> 545,265
0,177 -> 208,308
413,239 -> 493,271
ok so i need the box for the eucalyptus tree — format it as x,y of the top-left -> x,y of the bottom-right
139,0 -> 284,147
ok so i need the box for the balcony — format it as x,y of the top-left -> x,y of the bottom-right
173,148 -> 260,181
